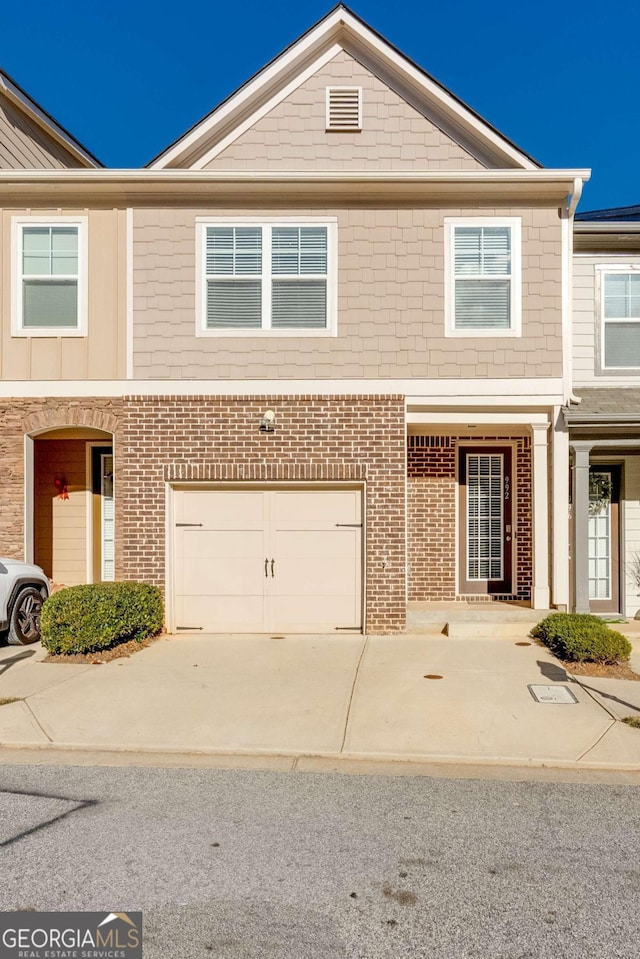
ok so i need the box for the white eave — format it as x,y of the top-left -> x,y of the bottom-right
0,72 -> 100,169
0,168 -> 592,203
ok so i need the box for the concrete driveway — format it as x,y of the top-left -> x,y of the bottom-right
1,632 -> 640,769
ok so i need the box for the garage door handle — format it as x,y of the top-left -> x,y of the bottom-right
265,558 -> 269,578
271,559 -> 275,578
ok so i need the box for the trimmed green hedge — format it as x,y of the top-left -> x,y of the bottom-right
41,582 -> 163,655
532,613 -> 631,664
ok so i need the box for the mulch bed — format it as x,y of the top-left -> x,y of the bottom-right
44,633 -> 163,664
564,661 -> 640,681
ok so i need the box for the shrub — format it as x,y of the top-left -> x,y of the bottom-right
532,613 -> 631,664
41,582 -> 163,655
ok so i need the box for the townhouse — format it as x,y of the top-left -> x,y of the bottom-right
0,6 -> 601,632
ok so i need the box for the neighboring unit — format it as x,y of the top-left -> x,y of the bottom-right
568,206 -> 640,616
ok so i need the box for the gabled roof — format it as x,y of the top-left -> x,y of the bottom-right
0,67 -> 102,169
576,204 -> 640,222
148,4 -> 541,171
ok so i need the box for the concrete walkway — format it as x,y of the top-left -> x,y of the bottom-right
1,632 -> 640,771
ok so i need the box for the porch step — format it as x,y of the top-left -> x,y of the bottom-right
405,602 -> 551,638
443,621 -> 538,639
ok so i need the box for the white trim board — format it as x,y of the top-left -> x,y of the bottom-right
0,377 -> 564,402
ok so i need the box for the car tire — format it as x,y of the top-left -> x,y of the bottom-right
7,587 -> 44,645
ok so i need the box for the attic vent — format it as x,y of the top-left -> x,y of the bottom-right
326,86 -> 362,131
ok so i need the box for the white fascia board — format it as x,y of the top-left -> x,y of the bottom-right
151,6 -> 542,172
0,168 -> 592,187
407,411 -> 551,425
0,74 -> 98,168
193,44 -> 343,169
0,377 -> 564,400
151,8 -> 348,169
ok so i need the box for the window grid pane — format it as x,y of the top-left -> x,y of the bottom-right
454,226 -> 512,331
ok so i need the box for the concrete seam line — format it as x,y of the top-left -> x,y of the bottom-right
567,671 -> 620,722
23,701 -> 53,743
339,635 -> 368,754
576,719 -> 618,763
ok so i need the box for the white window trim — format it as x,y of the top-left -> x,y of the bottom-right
195,217 -> 338,337
596,263 -> 640,372
444,216 -> 522,338
325,86 -> 363,131
11,216 -> 88,338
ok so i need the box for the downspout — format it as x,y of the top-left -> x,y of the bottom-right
567,177 -> 583,217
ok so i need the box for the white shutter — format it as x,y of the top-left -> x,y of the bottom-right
326,87 -> 362,131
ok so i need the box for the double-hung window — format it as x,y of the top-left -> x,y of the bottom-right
600,268 -> 640,369
13,218 -> 87,336
445,218 -> 521,336
197,219 -> 336,335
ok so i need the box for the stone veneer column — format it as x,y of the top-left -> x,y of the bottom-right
531,423 -> 550,609
571,442 -> 593,614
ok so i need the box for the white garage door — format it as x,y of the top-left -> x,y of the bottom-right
173,487 -> 362,633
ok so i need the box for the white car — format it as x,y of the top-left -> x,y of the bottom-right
0,559 -> 50,645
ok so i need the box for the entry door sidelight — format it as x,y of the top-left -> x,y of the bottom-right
459,447 -> 513,594
588,466 -> 620,614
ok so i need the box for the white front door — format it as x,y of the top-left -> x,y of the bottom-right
172,487 -> 362,633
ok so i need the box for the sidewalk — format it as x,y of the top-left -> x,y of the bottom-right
1,631 -> 640,771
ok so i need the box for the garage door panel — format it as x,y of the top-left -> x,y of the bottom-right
179,530 -> 265,562
178,490 -> 266,529
173,487 -> 362,633
175,595 -> 265,631
273,594 -> 359,632
275,529 -> 360,560
273,490 -> 360,526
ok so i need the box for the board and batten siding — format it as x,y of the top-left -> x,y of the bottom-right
573,254 -> 640,387
0,93 -> 83,170
0,207 -> 127,380
132,204 -> 564,381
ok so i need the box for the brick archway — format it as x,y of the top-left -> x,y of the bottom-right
23,406 -> 119,437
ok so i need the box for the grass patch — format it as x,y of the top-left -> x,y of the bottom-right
0,697 -> 23,707
622,716 -> 640,729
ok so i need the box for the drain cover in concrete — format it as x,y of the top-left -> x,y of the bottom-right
528,684 -> 578,704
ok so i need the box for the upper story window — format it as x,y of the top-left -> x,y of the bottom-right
444,217 -> 521,337
196,219 -> 337,336
12,217 -> 88,337
601,269 -> 640,369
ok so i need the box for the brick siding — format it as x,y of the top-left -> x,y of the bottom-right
118,395 -> 406,632
407,434 -> 532,602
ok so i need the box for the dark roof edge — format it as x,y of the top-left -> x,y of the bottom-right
0,66 -> 103,168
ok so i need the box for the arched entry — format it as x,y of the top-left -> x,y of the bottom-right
27,425 -> 114,587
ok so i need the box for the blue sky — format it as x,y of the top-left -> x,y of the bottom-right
2,0 -> 637,211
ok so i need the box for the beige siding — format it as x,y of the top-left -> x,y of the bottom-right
0,207 -> 127,380
132,204 -> 563,380
573,255 -> 640,387
0,93 -> 83,169
204,49 -> 485,172
34,439 -> 88,585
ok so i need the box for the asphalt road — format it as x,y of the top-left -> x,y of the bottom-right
0,764 -> 638,959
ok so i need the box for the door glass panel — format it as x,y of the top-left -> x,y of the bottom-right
467,454 -> 503,581
588,471 -> 611,600
101,454 -> 114,581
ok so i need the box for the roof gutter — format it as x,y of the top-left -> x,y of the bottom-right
567,177 -> 583,217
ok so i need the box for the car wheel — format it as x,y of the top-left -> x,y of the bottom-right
7,587 -> 44,645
